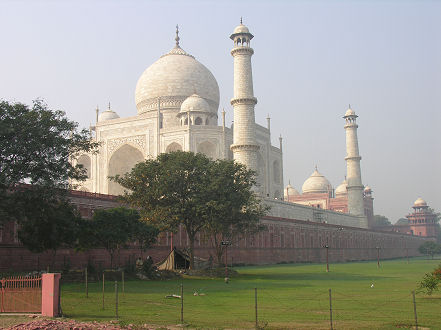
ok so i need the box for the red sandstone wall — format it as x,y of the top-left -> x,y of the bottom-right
0,217 -> 427,272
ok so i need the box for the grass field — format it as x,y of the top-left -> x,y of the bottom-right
57,257 -> 440,329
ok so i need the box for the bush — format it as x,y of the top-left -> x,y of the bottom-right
418,264 -> 441,295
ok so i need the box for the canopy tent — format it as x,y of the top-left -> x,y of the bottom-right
156,248 -> 191,270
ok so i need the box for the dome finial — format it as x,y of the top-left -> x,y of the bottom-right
108,102 -> 111,110
175,24 -> 180,47
240,17 -> 243,24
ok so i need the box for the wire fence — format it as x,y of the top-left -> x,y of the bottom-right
58,273 -> 441,329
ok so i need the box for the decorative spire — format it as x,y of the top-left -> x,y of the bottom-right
348,104 -> 351,109
240,17 -> 243,24
315,164 -> 318,171
108,102 -> 111,110
175,24 -> 180,47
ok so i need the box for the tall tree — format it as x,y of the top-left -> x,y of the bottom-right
17,191 -> 82,267
373,215 -> 391,227
204,159 -> 268,264
113,151 -> 212,269
86,207 -> 155,268
418,241 -> 441,259
0,100 -> 99,225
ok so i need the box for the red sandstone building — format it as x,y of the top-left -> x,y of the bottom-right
284,169 -> 374,227
391,198 -> 440,238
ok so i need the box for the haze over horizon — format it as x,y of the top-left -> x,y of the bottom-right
1,0 -> 440,223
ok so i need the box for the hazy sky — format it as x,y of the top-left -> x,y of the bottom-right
1,0 -> 440,222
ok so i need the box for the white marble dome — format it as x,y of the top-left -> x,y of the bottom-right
335,179 -> 348,196
233,24 -> 250,34
284,183 -> 300,197
98,108 -> 119,122
180,94 -> 210,113
302,169 -> 332,194
135,45 -> 219,115
344,108 -> 356,117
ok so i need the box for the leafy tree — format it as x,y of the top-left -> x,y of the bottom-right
395,218 -> 408,225
113,151 -> 212,269
418,241 -> 441,259
87,207 -> 147,268
17,190 -> 82,267
133,220 -> 160,258
204,159 -> 268,264
373,215 -> 391,227
0,99 -> 98,226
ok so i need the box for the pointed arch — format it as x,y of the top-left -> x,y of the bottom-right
165,142 -> 183,153
197,141 -> 217,159
108,144 -> 144,195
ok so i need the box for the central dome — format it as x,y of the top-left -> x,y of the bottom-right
135,43 -> 220,115
302,169 -> 332,194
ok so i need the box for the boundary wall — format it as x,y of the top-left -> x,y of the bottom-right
0,191 -> 428,272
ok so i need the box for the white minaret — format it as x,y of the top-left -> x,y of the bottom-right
344,106 -> 365,218
230,20 -> 259,173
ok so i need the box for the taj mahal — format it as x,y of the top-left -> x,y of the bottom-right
74,22 -> 370,229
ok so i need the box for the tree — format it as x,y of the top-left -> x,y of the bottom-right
204,159 -> 268,264
395,218 -> 408,225
418,263 -> 441,295
17,191 -> 82,267
113,151 -> 212,269
133,220 -> 160,258
0,99 -> 98,225
418,241 -> 441,259
373,215 -> 391,227
87,207 -> 150,268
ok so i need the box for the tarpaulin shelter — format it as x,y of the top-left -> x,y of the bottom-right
156,248 -> 191,270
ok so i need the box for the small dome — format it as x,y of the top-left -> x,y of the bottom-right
414,197 -> 427,207
344,108 -> 356,117
233,24 -> 250,34
335,179 -> 348,196
98,107 -> 120,122
180,94 -> 210,113
302,169 -> 332,194
364,186 -> 372,193
284,183 -> 300,197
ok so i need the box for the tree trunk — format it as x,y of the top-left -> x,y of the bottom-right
188,234 -> 195,270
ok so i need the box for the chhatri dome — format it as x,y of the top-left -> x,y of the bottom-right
284,182 -> 300,197
414,197 -> 427,207
302,168 -> 332,194
135,25 -> 219,115
98,103 -> 119,122
180,94 -> 211,113
335,178 -> 348,196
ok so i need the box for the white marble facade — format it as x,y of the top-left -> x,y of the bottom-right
75,24 -> 284,198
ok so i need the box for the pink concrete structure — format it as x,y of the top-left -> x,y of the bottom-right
41,273 -> 61,317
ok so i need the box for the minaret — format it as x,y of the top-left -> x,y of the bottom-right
343,106 -> 365,218
229,20 -> 259,173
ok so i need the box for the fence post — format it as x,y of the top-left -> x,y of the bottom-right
85,267 -> 88,298
412,291 -> 418,330
115,281 -> 118,319
102,273 -> 105,310
122,270 -> 124,294
329,288 -> 333,330
255,287 -> 258,329
180,283 -> 184,323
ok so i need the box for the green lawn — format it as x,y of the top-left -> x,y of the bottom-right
60,257 -> 441,329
